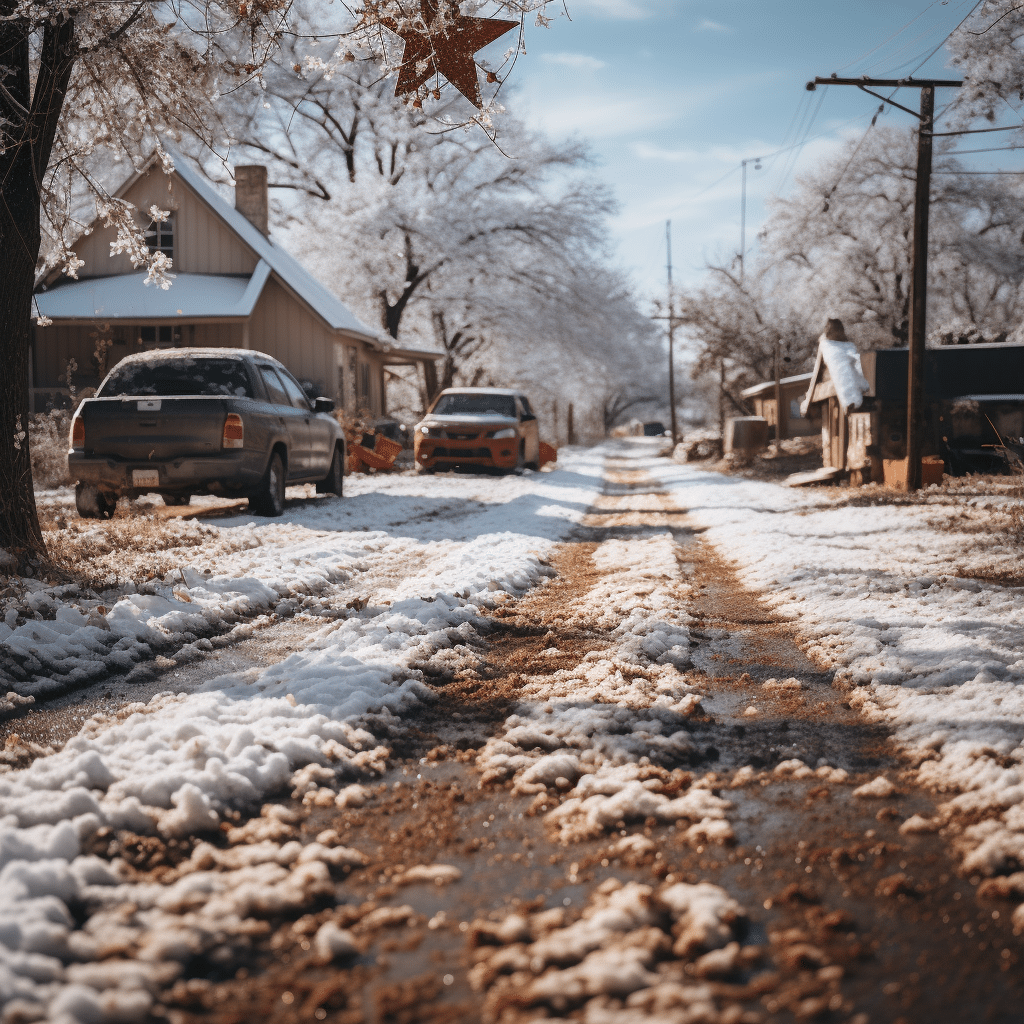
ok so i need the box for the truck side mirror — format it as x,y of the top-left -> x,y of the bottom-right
314,397 -> 335,413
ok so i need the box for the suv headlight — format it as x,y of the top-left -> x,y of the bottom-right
491,428 -> 517,439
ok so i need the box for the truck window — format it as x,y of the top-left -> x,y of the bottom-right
258,366 -> 290,407
278,369 -> 311,410
99,357 -> 252,397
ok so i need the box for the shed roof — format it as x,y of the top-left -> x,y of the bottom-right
740,373 -> 812,400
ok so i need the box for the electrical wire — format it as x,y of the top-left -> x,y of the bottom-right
907,0 -> 983,75
837,1 -> 944,73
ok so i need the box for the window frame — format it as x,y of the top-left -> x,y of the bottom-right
144,215 -> 174,260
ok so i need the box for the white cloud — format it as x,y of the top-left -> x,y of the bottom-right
541,52 -> 607,71
567,0 -> 652,19
527,92 -> 677,138
696,18 -> 731,32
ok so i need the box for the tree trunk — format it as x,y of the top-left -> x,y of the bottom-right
0,11 -> 77,558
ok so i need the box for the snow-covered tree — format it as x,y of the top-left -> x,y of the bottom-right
679,126 -> 1024,400
948,2 -> 1024,128
0,0 -> 556,556
763,127 -> 1024,348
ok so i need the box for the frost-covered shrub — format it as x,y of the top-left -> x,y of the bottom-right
30,411 -> 73,489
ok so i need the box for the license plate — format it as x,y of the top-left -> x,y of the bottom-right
132,469 -> 160,488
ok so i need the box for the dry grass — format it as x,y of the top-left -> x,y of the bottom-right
30,411 -> 74,489
37,506 -> 259,591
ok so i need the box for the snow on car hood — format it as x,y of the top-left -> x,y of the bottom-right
417,413 -> 518,429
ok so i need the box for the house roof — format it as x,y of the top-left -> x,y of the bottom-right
35,147 -> 388,345
36,263 -> 271,321
165,150 -> 382,341
740,373 -> 812,400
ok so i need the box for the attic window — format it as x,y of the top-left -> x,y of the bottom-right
144,215 -> 174,258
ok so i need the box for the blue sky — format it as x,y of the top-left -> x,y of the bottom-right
502,0 -> 1002,297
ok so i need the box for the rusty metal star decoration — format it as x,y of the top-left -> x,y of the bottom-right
382,1 -> 517,108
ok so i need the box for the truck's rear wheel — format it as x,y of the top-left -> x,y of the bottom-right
250,452 -> 285,517
75,484 -> 117,520
316,446 -> 344,496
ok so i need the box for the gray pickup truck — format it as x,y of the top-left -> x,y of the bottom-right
68,348 -> 345,519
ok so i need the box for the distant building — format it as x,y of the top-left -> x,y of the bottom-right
31,151 -> 436,414
739,373 -> 814,441
801,332 -> 1024,482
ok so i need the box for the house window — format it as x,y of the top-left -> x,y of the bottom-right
139,325 -> 180,349
145,216 -> 174,259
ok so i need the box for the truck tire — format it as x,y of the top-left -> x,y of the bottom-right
75,483 -> 117,520
316,445 -> 344,496
250,451 -> 285,517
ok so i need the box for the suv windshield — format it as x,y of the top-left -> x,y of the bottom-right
432,393 -> 515,418
99,358 -> 253,398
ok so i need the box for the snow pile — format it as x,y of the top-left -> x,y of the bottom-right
818,337 -> 869,411
546,765 -> 733,844
468,877 -> 749,1021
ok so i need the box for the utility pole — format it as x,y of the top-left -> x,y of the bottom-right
774,338 -> 783,452
651,221 -> 681,446
807,75 -> 961,490
666,221 -> 678,446
739,157 -> 761,283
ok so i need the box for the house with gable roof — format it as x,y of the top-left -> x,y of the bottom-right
31,152 -> 437,415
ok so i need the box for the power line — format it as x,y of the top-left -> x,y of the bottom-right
943,144 -> 1024,154
908,0 -> 983,75
838,1 -> 945,73
932,169 -> 1024,174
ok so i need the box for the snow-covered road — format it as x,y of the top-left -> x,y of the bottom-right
3,441 -> 1024,1022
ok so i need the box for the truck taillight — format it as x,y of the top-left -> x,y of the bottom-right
222,413 -> 244,449
70,415 -> 84,448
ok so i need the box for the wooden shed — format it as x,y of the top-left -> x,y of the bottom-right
802,334 -> 1024,481
739,373 -> 815,440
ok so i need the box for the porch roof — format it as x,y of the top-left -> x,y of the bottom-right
35,262 -> 271,322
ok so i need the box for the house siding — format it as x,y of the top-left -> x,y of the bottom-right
68,169 -> 258,279
247,277 -> 338,401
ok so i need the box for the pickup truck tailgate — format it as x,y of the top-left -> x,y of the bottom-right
80,397 -> 232,459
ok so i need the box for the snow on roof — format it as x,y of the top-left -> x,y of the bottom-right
820,337 -> 870,410
36,263 -> 270,321
740,373 -> 813,400
164,149 -> 381,341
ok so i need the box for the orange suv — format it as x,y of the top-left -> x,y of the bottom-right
414,388 -> 540,473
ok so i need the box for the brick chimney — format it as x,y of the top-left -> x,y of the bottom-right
234,165 -> 268,235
